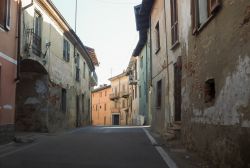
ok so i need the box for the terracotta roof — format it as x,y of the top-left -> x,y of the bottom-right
85,46 -> 99,66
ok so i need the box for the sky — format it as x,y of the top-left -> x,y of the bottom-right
52,0 -> 142,86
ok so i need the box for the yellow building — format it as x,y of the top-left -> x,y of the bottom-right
109,72 -> 130,125
91,85 -> 112,126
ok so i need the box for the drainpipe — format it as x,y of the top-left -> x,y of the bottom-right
163,0 -> 172,128
15,0 -> 22,82
149,15 -> 153,125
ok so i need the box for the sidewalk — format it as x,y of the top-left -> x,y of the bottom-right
146,128 -> 211,168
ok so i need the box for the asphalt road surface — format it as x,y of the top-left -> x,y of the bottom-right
0,126 -> 169,168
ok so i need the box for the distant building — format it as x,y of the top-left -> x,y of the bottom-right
109,72 -> 130,125
91,85 -> 112,125
0,0 -> 21,144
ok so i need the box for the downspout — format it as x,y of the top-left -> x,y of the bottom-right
163,0 -> 172,128
149,15 -> 153,125
15,0 -> 22,82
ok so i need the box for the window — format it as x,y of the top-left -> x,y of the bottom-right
156,80 -> 162,108
122,84 -> 125,92
135,85 -> 137,98
96,105 -> 98,111
82,94 -> 85,113
115,87 -> 117,96
105,91 -> 107,97
170,0 -> 179,46
192,0 -> 221,33
104,104 -> 106,111
134,62 -> 137,80
63,39 -> 70,62
155,22 -> 160,53
204,79 -> 215,103
0,0 -> 10,30
75,54 -> 80,81
100,92 -> 102,97
33,10 -> 42,56
61,89 -> 67,113
83,62 -> 86,78
122,100 -> 125,108
139,86 -> 141,98
140,56 -> 143,69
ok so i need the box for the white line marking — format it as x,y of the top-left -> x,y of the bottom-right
0,143 -> 39,158
143,128 -> 178,168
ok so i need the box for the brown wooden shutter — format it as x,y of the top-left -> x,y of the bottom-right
191,0 -> 198,34
210,0 -> 221,14
170,0 -> 178,45
0,0 -> 6,27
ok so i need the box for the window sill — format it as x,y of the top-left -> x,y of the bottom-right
155,48 -> 161,55
170,41 -> 180,50
193,6 -> 221,36
0,25 -> 10,32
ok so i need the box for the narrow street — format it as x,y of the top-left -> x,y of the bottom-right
0,127 -> 169,168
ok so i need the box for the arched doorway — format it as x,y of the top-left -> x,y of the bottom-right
15,59 -> 49,132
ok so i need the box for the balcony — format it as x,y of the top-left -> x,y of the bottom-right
129,79 -> 137,85
128,74 -> 137,85
109,93 -> 119,101
120,91 -> 129,98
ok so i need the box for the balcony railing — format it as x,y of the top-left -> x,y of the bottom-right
32,33 -> 42,56
109,93 -> 119,101
120,91 -> 129,98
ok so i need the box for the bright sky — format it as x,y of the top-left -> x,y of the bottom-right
52,0 -> 141,86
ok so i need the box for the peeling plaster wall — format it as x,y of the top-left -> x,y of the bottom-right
150,0 -> 169,134
182,0 -> 250,167
16,1 -> 93,133
16,73 -> 49,132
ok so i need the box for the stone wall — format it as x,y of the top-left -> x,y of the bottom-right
182,1 -> 250,167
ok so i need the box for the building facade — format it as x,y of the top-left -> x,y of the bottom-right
109,72 -> 130,125
130,0 -> 250,167
91,85 -> 112,126
0,0 -> 21,144
182,0 -> 250,167
15,0 -> 97,133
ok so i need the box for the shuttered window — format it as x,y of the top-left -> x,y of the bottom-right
170,0 -> 179,46
63,39 -> 70,62
0,0 -> 10,30
156,80 -> 162,108
192,0 -> 221,34
155,22 -> 160,53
